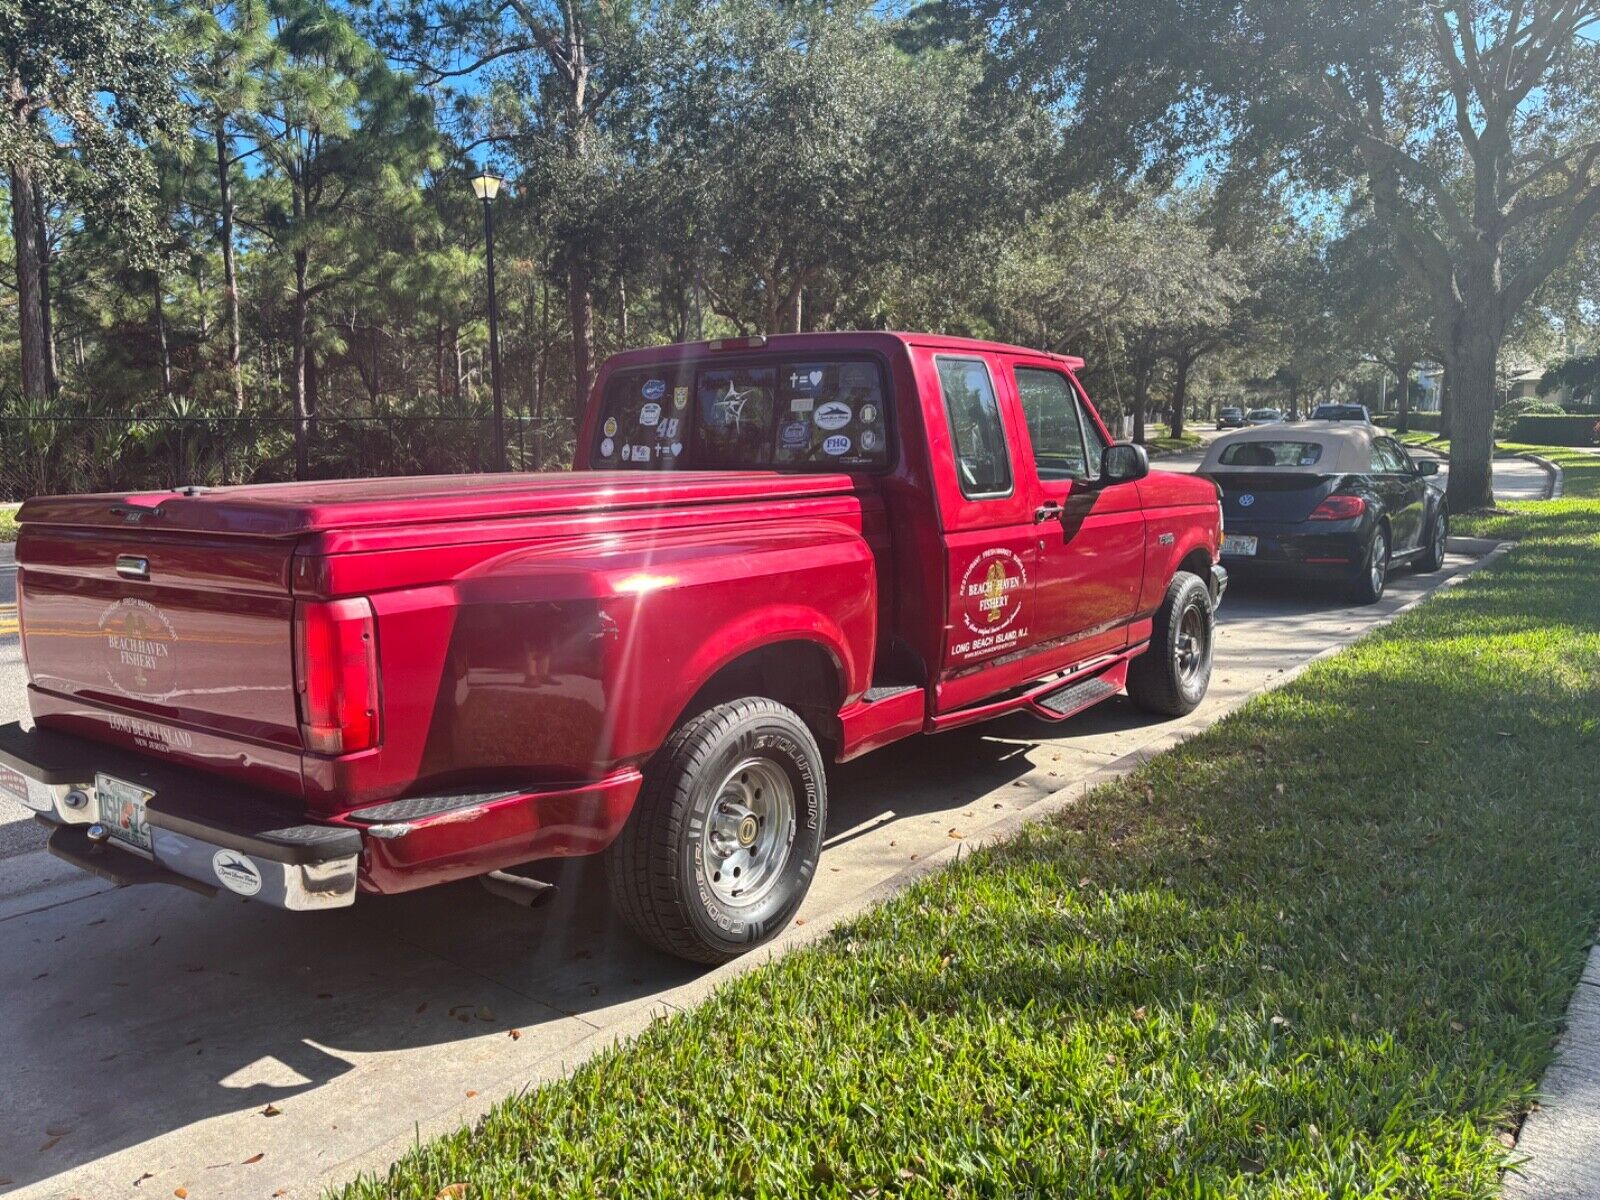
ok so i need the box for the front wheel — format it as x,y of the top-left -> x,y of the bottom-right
606,697 -> 826,964
1127,572 -> 1215,717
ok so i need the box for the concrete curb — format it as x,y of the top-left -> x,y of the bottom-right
1513,451 -> 1564,500
325,541 -> 1517,1194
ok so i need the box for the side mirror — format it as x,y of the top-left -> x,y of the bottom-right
1413,458 -> 1440,476
1099,442 -> 1149,486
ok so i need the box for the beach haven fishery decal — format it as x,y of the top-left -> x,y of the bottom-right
99,597 -> 179,698
951,547 -> 1029,660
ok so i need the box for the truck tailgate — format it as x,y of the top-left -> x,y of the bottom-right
18,525 -> 301,755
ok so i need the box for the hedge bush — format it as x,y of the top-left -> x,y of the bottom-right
1508,414 -> 1599,446
1379,411 -> 1442,433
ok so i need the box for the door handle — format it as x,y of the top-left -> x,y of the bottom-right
1034,502 -> 1063,524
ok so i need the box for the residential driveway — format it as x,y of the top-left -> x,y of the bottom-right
0,544 -> 1498,1200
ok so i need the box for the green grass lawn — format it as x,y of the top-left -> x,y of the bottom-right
1142,425 -> 1204,456
335,449 -> 1600,1199
0,507 -> 17,543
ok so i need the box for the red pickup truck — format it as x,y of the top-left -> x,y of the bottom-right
0,333 -> 1224,962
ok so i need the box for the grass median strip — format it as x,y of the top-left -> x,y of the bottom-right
336,448 -> 1600,1198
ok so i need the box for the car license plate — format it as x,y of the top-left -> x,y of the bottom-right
95,773 -> 153,852
1222,534 -> 1258,557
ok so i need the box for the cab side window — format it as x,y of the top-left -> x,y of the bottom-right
1015,368 -> 1089,481
937,357 -> 1012,497
1378,438 -> 1412,473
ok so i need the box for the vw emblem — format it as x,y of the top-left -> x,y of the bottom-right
1239,493 -> 1256,507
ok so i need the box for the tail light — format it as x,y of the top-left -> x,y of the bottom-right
293,598 -> 381,754
1308,494 -> 1367,521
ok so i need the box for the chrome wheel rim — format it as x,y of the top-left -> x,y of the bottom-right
702,757 -> 795,908
1434,514 -> 1447,562
1175,602 -> 1208,685
1371,530 -> 1388,593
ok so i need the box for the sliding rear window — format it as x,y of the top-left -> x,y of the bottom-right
591,359 -> 890,471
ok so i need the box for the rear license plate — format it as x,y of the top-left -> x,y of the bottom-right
1222,534 -> 1258,557
95,773 -> 153,852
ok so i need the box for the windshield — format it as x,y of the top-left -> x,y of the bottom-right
592,358 -> 890,472
1248,409 -> 1279,420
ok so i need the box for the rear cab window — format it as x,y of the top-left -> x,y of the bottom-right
592,359 -> 890,472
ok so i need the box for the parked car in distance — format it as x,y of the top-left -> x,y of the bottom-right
1217,406 -> 1247,429
1310,403 -> 1373,423
1,331 -> 1227,965
1246,408 -> 1285,425
1199,423 -> 1446,603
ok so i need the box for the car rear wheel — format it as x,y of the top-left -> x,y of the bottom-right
1127,572 -> 1214,717
1416,506 -> 1448,572
1350,524 -> 1390,603
606,697 -> 826,964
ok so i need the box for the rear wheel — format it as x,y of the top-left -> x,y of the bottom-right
1350,524 -> 1390,603
606,697 -> 826,964
1416,505 -> 1448,572
1127,572 -> 1214,717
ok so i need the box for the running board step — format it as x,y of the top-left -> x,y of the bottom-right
1031,675 -> 1118,721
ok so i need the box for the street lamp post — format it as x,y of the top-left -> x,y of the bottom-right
471,170 -> 506,472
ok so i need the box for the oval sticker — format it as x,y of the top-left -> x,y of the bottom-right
814,401 -> 852,431
212,849 -> 263,897
641,378 -> 666,401
823,434 -> 851,456
602,417 -> 618,437
639,402 -> 662,427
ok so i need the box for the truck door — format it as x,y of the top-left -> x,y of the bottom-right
1009,362 -> 1146,668
918,350 -> 1042,714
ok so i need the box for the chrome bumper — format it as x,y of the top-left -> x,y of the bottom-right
0,723 -> 358,910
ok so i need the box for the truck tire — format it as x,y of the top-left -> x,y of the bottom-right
606,697 -> 826,964
1127,572 -> 1214,717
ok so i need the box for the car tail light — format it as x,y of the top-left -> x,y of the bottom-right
1308,495 -> 1367,521
294,598 -> 381,754
707,335 -> 767,351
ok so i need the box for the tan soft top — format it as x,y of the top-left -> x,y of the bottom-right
1199,423 -> 1383,474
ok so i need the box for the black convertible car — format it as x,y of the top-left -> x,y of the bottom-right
1199,424 -> 1448,603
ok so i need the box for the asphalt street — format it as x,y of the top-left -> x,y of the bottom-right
0,449 -> 1554,1199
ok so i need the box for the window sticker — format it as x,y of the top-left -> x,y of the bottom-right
600,437 -> 615,457
695,367 -> 777,465
780,421 -> 810,449
642,378 -> 666,401
603,416 -> 618,437
859,403 -> 879,424
814,401 -> 852,431
823,434 -> 851,456
640,402 -> 662,427
673,385 -> 688,411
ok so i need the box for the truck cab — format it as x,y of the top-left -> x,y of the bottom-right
1,332 -> 1224,963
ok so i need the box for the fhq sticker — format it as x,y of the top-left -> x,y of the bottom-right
641,378 -> 667,402
814,401 -> 852,431
823,434 -> 851,456
951,548 -> 1030,660
639,402 -> 662,427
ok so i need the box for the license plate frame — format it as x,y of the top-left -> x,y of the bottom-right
95,773 -> 154,853
1222,534 -> 1259,557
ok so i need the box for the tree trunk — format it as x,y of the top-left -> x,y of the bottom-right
291,252 -> 310,479
567,244 -> 594,411
1445,319 -> 1498,511
1170,356 -> 1192,439
215,124 -> 245,411
33,178 -> 56,393
154,272 -> 173,399
1395,361 -> 1412,433
1132,366 -> 1150,444
8,160 -> 50,403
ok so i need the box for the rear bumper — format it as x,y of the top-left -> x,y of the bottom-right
0,722 -> 361,909
0,721 -> 643,908
1220,522 -> 1365,578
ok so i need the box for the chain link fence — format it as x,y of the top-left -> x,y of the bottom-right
0,410 -> 575,502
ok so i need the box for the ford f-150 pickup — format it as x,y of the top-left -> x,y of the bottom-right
0,332 -> 1225,962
